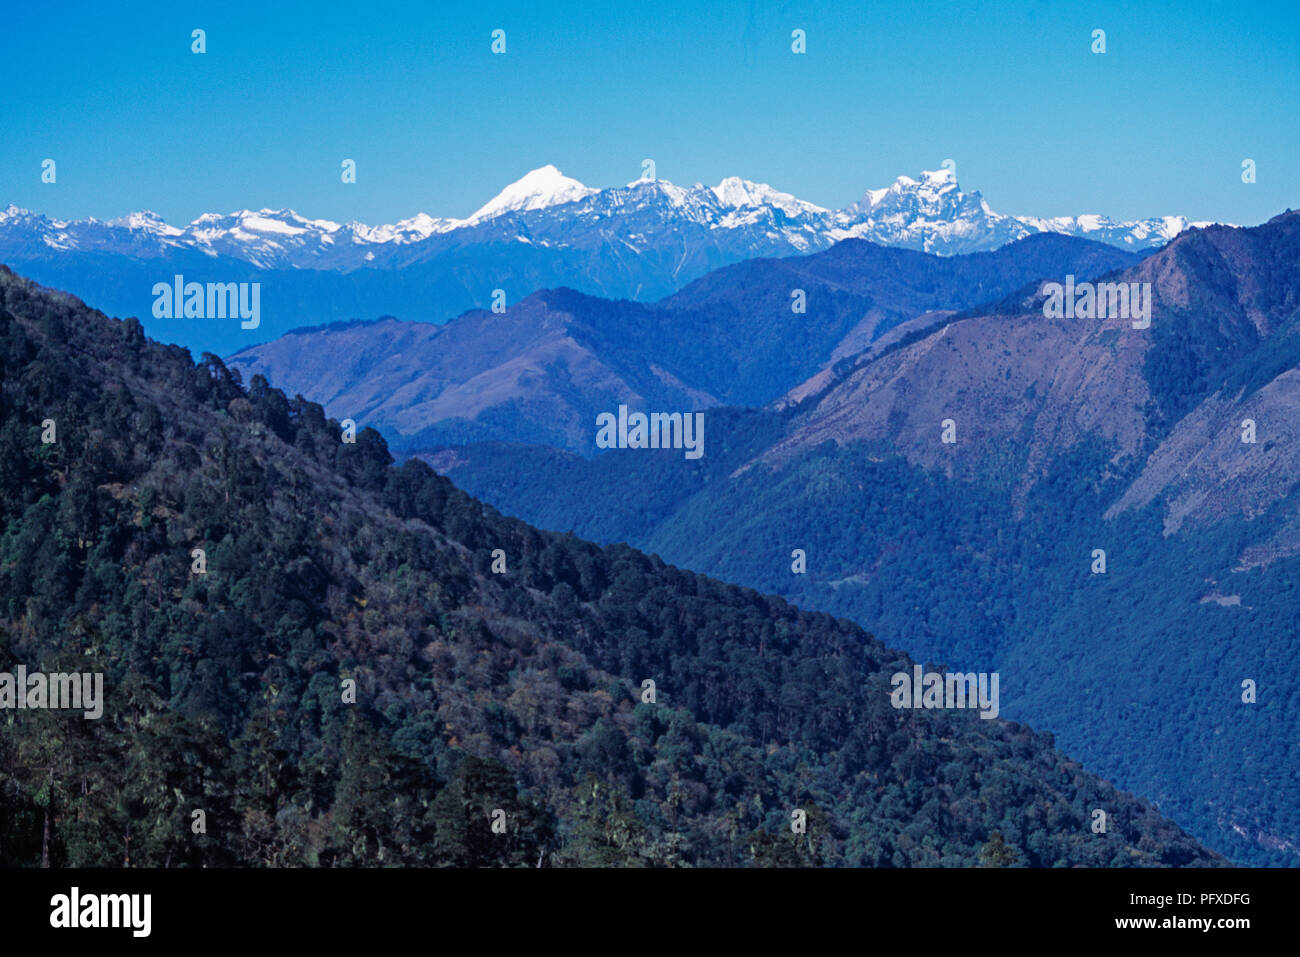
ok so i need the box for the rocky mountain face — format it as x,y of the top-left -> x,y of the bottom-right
1,166 -> 1206,355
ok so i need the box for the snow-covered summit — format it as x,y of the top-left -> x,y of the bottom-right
107,210 -> 183,236
712,177 -> 826,216
0,164 -> 1214,270
466,165 -> 597,223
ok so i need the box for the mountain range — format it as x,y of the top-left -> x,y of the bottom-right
227,233 -> 1141,452
455,212 -> 1300,866
0,263 -> 1222,868
1,166 -> 1212,355
222,208 -> 1300,866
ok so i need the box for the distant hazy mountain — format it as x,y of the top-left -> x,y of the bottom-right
227,233 -> 1140,452
423,211 -> 1300,867
1,166 -> 1210,355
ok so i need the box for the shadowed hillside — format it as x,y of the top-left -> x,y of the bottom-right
0,265 -> 1220,867
426,214 -> 1300,866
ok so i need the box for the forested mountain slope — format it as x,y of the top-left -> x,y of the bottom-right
428,214 -> 1300,865
0,266 -> 1219,867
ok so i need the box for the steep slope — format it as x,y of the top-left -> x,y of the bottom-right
429,213 -> 1300,865
228,234 -> 1140,453
227,298 -> 723,454
765,215 -> 1300,505
0,266 -> 1221,868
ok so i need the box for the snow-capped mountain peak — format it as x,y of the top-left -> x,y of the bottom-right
853,168 -> 967,214
467,164 -> 597,223
188,209 -> 343,236
107,210 -> 183,236
0,203 -> 36,224
712,176 -> 826,216
921,166 -> 956,185
0,165 -> 1215,281
352,212 -> 460,244
620,177 -> 699,208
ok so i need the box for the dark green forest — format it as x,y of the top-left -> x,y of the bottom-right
427,215 -> 1300,867
435,423 -> 1300,868
432,361 -> 1300,868
0,267 -> 1220,867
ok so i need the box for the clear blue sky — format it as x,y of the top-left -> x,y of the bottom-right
3,0 -> 1296,227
